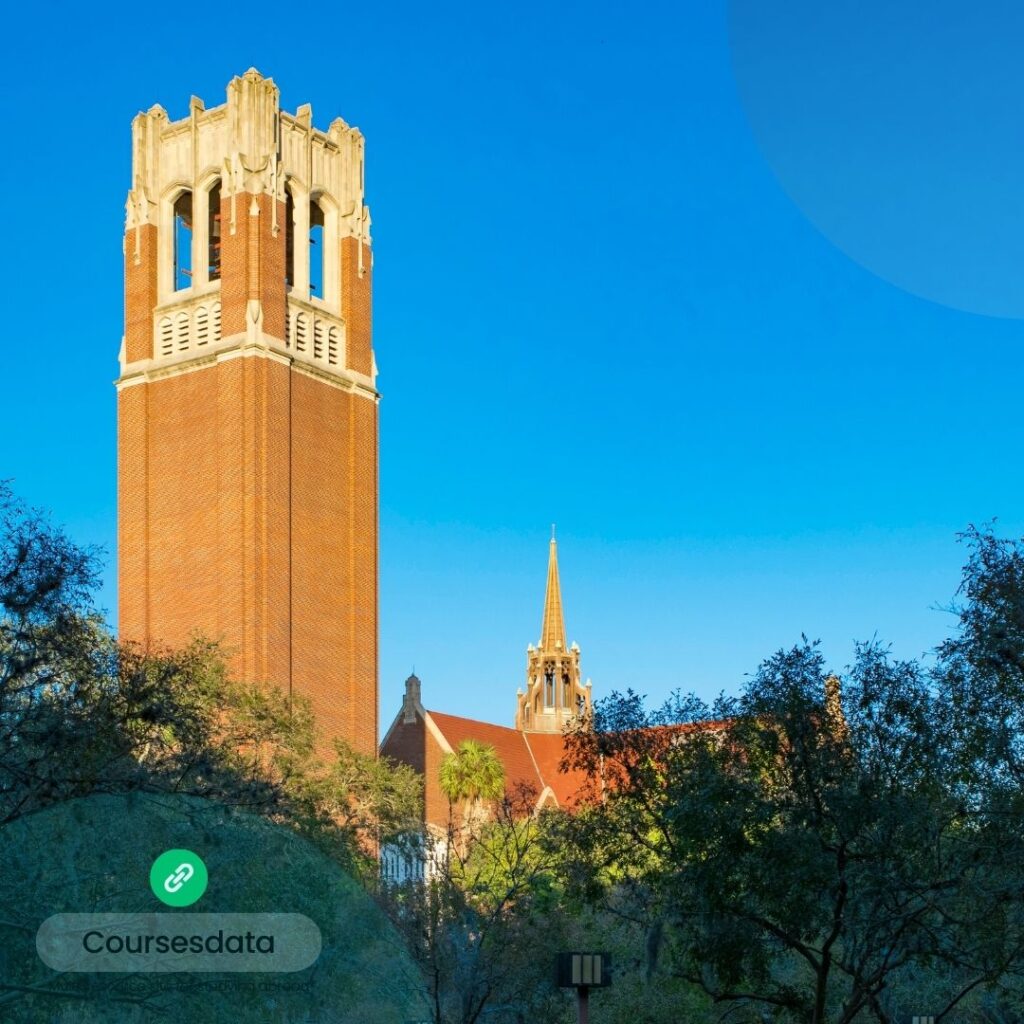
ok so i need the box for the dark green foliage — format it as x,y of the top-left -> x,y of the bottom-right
0,484 -> 424,1018
381,788 -> 571,1024
0,793 -> 424,1023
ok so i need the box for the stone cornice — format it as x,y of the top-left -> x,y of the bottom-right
116,336 -> 380,403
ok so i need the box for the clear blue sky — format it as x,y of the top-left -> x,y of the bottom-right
2,1 -> 1022,734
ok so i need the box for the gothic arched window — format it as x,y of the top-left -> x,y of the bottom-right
562,673 -> 571,708
173,190 -> 193,291
207,180 -> 222,281
285,186 -> 295,287
309,197 -> 325,297
544,669 -> 554,707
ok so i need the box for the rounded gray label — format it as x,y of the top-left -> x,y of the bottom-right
36,913 -> 321,973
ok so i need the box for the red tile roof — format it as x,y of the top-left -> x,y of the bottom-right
397,708 -> 736,821
426,711 -> 586,809
522,731 -> 588,808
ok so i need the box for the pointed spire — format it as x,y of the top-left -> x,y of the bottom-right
540,530 -> 567,651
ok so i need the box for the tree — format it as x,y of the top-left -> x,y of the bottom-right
439,739 -> 506,806
0,791 -> 425,1023
562,630 -> 1024,1024
938,524 -> 1024,791
388,737 -> 555,1024
0,484 -> 431,1018
928,525 -> 1024,1019
0,482 -> 313,826
292,737 -> 424,883
381,787 -> 570,1024
439,739 -> 505,841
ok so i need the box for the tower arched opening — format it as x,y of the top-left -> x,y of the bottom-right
207,180 -> 221,281
309,197 -> 325,297
172,190 -> 193,291
285,185 -> 296,287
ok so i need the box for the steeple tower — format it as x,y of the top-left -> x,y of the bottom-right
515,533 -> 592,733
117,71 -> 379,755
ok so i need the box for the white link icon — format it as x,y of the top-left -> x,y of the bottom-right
163,862 -> 195,894
151,850 -> 207,906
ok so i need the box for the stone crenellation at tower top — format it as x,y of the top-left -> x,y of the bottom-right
126,67 -> 369,255
120,68 -> 374,385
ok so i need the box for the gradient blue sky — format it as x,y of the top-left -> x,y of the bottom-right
2,1 -> 1021,733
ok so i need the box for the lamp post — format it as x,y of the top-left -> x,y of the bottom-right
556,951 -> 611,1024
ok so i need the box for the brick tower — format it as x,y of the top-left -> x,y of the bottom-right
515,534 -> 592,732
117,70 -> 378,754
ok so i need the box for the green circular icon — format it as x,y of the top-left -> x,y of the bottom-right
150,849 -> 208,907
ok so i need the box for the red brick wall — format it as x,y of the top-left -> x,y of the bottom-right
381,715 -> 451,827
119,192 -> 378,759
351,391 -> 379,754
117,384 -> 149,640
423,723 -> 449,828
143,367 -> 223,649
341,237 -> 372,375
220,193 -> 287,340
124,224 -> 157,363
219,193 -> 248,338
291,372 -> 360,749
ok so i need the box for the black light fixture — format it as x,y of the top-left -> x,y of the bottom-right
555,952 -> 611,1023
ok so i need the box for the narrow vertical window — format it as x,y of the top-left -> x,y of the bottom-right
285,187 -> 295,287
173,191 -> 193,291
562,673 -> 571,708
309,198 -> 325,297
207,181 -> 221,281
545,669 -> 554,707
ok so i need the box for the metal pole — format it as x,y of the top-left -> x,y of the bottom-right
577,985 -> 589,1024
